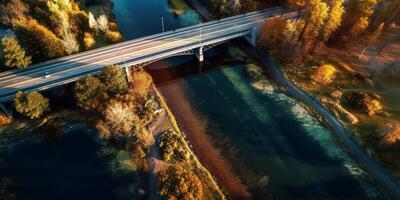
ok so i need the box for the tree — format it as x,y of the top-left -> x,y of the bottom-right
97,14 -> 109,32
1,38 -> 31,69
14,91 -> 49,119
99,65 -> 128,94
366,22 -> 384,44
259,18 -> 302,63
370,0 -> 400,30
14,18 -> 65,62
311,0 -> 345,52
131,70 -> 153,98
157,165 -> 203,200
74,75 -> 108,110
98,100 -> 140,139
47,0 -> 79,54
88,12 -> 98,32
298,0 -> 329,52
336,0 -> 377,42
0,0 -> 29,26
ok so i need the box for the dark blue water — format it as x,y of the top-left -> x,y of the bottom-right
0,127 -> 139,200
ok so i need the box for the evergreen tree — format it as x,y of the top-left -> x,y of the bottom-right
1,37 -> 31,69
14,91 -> 49,119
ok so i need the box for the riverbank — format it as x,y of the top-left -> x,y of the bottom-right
153,87 -> 226,199
157,82 -> 251,199
253,48 -> 400,198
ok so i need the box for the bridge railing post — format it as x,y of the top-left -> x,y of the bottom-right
125,66 -> 133,82
196,46 -> 204,62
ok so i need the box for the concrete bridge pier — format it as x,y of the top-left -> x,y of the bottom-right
125,66 -> 133,82
0,103 -> 12,117
245,27 -> 257,47
196,46 -> 204,62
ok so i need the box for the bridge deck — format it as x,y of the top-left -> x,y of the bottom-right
0,7 -> 297,102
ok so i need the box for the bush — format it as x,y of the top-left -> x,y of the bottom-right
157,165 -> 203,200
83,32 -> 96,50
0,113 -> 12,126
344,91 -> 383,116
380,122 -> 400,146
14,91 -> 49,119
105,30 -> 122,43
311,64 -> 337,85
158,130 -> 189,162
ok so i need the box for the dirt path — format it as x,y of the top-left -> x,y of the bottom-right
256,49 -> 400,198
146,106 -> 168,200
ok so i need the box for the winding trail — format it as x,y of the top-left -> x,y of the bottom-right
256,50 -> 400,198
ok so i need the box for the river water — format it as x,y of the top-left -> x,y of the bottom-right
0,0 -> 385,199
112,0 -> 384,199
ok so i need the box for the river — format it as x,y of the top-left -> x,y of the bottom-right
0,0 -> 386,199
112,0 -> 385,199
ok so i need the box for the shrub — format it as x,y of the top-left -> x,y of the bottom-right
344,91 -> 383,116
108,22 -> 120,31
158,130 -> 189,162
105,30 -> 122,43
380,122 -> 400,145
14,91 -> 49,119
311,64 -> 337,85
83,32 -> 96,50
0,113 -> 12,126
157,165 -> 203,200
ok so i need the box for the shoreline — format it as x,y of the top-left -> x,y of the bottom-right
254,49 -> 400,198
156,82 -> 251,199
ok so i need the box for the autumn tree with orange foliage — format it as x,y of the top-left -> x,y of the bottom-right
259,18 -> 302,63
130,69 -> 153,98
157,165 -> 203,200
333,0 -> 377,44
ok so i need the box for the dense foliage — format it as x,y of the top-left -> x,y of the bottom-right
158,130 -> 189,162
0,0 -> 122,65
157,165 -> 203,200
1,37 -> 31,68
99,65 -> 128,94
14,91 -> 49,119
74,75 -> 108,110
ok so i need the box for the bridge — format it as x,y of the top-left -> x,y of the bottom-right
0,7 -> 297,103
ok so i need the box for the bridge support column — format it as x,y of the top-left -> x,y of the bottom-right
125,66 -> 133,82
0,103 -> 12,117
196,46 -> 204,62
245,27 -> 257,47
